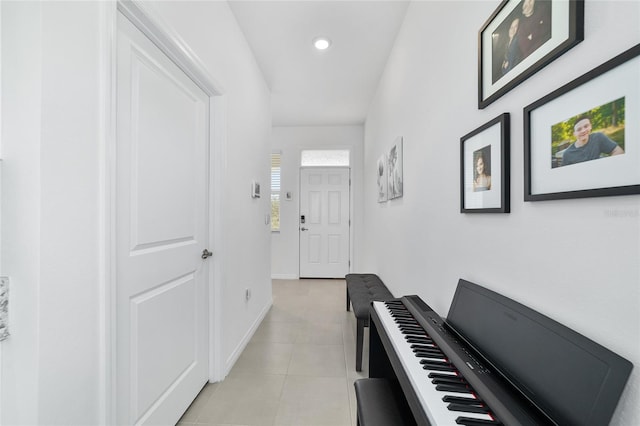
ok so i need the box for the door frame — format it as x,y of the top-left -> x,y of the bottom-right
100,1 -> 227,423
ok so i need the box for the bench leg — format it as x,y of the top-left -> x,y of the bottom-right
346,287 -> 350,311
356,318 -> 365,372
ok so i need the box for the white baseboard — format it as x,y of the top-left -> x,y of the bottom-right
223,298 -> 273,376
271,274 -> 299,280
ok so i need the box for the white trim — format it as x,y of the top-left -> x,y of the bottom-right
209,95 -> 227,383
224,300 -> 272,376
0,2 -> 3,418
116,0 -> 223,97
104,0 -> 227,420
98,2 -> 118,424
271,274 -> 299,280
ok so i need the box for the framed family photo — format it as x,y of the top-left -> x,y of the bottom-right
460,113 -> 510,213
478,0 -> 584,109
524,44 -> 640,201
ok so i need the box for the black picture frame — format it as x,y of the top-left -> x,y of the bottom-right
460,113 -> 510,213
478,0 -> 584,109
524,44 -> 640,201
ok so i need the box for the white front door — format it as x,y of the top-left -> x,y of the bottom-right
299,167 -> 350,278
116,13 -> 209,425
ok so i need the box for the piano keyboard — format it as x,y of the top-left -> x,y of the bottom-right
372,300 -> 501,425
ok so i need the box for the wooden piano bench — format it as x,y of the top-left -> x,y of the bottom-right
354,378 -> 415,426
345,273 -> 394,371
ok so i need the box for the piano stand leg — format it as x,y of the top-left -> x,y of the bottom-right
354,378 -> 412,426
356,318 -> 365,372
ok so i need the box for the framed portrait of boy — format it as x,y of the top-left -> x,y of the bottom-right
524,44 -> 640,201
479,0 -> 584,109
460,113 -> 510,213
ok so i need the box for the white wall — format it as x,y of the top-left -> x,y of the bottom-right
1,3 -> 47,423
363,1 -> 639,425
2,2 -> 103,423
1,1 -> 272,424
271,126 -> 364,278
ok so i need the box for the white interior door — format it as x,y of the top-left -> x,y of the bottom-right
299,167 -> 350,278
116,13 -> 209,425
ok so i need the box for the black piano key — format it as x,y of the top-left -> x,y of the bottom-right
395,318 -> 422,329
400,328 -> 427,335
447,404 -> 491,414
436,384 -> 473,393
403,332 -> 427,338
399,326 -> 421,331
404,334 -> 432,341
422,364 -> 457,372
400,327 -> 424,332
389,312 -> 409,317
442,395 -> 484,405
429,372 -> 461,380
432,377 -> 467,385
414,352 -> 444,359
455,417 -> 501,425
414,351 -> 444,358
420,359 -> 450,366
404,334 -> 430,341
398,324 -> 422,330
398,325 -> 422,331
405,336 -> 432,344
391,312 -> 413,317
412,344 -> 439,351
399,328 -> 423,334
411,344 -> 438,351
414,350 -> 440,357
388,304 -> 409,309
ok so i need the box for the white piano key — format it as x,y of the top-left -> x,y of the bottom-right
373,301 -> 497,425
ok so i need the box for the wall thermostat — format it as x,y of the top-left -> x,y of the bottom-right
251,180 -> 261,198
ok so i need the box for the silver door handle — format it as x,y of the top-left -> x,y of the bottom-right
201,249 -> 213,259
300,227 -> 309,231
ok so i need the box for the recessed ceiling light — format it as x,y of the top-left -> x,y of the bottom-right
313,37 -> 331,51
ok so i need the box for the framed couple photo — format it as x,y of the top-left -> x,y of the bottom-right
479,0 -> 584,109
460,113 -> 510,213
524,44 -> 640,201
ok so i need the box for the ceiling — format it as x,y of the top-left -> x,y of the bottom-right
228,1 -> 410,127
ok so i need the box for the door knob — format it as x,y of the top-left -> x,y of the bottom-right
301,227 -> 309,231
201,249 -> 213,259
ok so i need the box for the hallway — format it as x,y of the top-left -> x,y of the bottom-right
178,279 -> 368,426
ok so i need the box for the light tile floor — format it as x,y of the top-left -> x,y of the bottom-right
178,279 -> 370,426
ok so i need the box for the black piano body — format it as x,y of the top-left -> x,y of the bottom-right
368,279 -> 633,426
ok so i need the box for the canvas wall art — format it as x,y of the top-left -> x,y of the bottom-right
388,137 -> 403,199
377,153 -> 388,202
